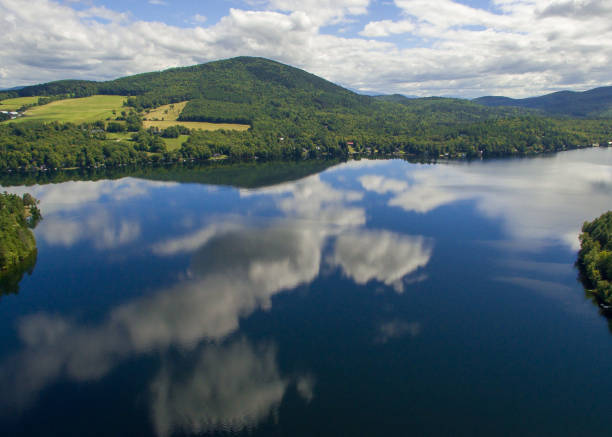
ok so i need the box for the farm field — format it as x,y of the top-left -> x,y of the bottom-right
7,95 -> 127,124
143,119 -> 250,131
105,132 -> 187,151
162,135 -> 190,151
143,101 -> 250,131
0,96 -> 39,111
105,132 -> 132,142
143,101 -> 188,122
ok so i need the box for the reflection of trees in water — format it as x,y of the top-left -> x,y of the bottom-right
0,249 -> 37,297
576,271 -> 612,334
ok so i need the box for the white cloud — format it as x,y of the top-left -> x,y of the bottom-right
2,0 -> 612,96
267,0 -> 371,25
193,13 -> 207,23
360,19 -> 415,37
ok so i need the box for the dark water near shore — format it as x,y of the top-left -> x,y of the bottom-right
1,148 -> 611,436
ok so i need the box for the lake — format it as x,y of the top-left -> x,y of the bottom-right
1,148 -> 611,436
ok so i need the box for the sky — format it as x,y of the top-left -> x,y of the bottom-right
1,0 -> 611,98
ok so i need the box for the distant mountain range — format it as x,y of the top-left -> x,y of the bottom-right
0,86 -> 25,92
474,87 -> 612,117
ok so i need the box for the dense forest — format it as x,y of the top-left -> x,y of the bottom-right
578,212 -> 612,307
1,57 -> 612,172
0,192 -> 40,277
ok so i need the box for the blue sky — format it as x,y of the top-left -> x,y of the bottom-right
2,0 -> 612,98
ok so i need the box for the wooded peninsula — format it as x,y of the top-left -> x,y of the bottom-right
578,212 -> 612,308
0,192 -> 41,296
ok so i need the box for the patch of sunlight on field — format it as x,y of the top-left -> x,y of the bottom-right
163,135 -> 190,151
143,101 -> 187,122
0,96 -> 39,111
105,132 -> 132,142
143,119 -> 250,131
9,95 -> 127,124
143,101 -> 250,131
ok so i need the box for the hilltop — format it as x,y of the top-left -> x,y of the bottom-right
0,57 -> 611,172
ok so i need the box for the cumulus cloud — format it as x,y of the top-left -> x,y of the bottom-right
2,0 -> 612,96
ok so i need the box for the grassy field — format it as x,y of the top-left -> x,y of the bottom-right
7,95 -> 127,124
0,97 -> 39,111
143,119 -> 250,131
143,101 -> 187,121
105,132 -> 188,151
105,132 -> 132,142
163,135 -> 190,151
142,101 -> 250,131
2,95 -> 250,132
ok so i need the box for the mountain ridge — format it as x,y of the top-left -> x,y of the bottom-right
0,56 -> 610,174
3,57 -> 612,119
474,86 -> 612,117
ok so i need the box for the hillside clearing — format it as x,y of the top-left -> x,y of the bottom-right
143,101 -> 188,122
143,119 -> 250,131
163,135 -> 190,151
0,97 -> 39,111
7,95 -> 127,124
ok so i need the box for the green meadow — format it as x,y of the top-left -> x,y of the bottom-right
7,95 -> 127,124
0,96 -> 39,111
162,135 -> 190,151
143,119 -> 250,131
143,101 -> 250,132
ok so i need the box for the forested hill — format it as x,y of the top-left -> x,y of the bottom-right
1,57 -> 611,172
1,56 -> 523,123
2,57 -> 372,115
474,86 -> 612,117
578,212 -> 612,306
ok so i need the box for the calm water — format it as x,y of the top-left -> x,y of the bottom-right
1,149 -> 612,436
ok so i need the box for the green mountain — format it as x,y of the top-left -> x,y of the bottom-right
474,86 -> 612,117
0,57 -> 611,173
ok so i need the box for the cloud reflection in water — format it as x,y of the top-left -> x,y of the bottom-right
0,171 -> 433,435
360,149 -> 612,250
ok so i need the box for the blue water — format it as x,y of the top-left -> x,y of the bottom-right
1,148 -> 611,436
